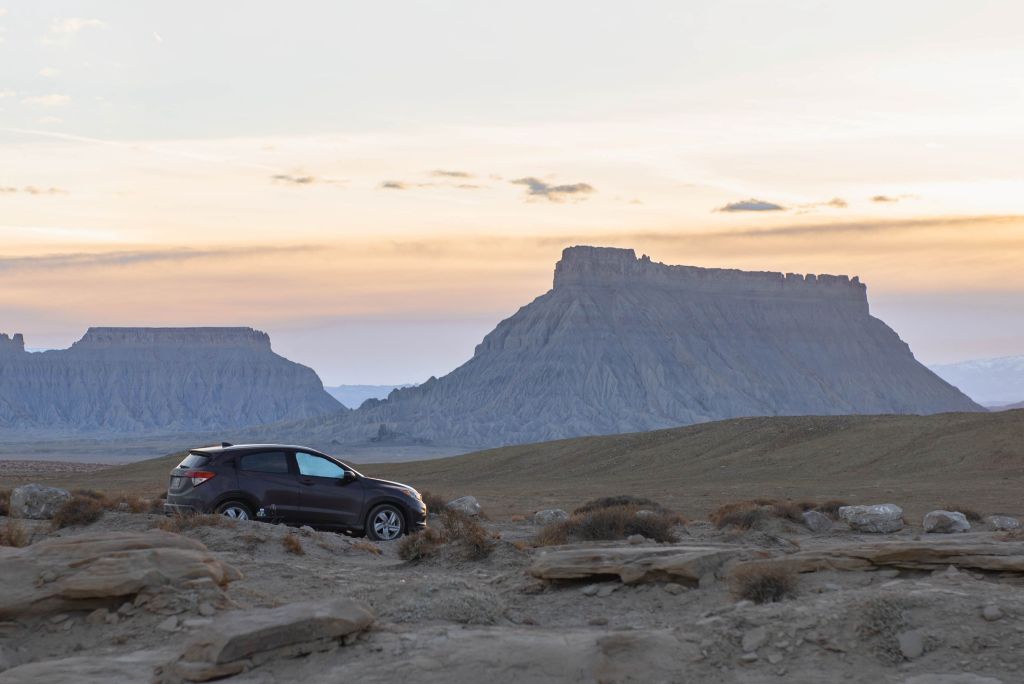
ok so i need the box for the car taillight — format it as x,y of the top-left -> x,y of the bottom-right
184,470 -> 216,487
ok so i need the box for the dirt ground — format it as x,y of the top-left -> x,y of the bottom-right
2,504 -> 1023,683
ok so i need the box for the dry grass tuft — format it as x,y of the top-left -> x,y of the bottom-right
0,488 -> 9,517
573,495 -> 666,515
942,504 -> 983,523
51,495 -> 105,530
352,540 -> 383,555
534,502 -> 680,546
398,527 -> 445,561
816,500 -> 849,520
0,518 -> 29,547
510,514 -> 526,522
439,508 -> 494,559
420,490 -> 449,514
156,513 -> 232,533
282,533 -> 305,555
730,563 -> 798,603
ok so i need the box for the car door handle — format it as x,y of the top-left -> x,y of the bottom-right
299,477 -> 315,486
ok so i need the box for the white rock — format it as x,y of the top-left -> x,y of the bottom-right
985,515 -> 1020,531
838,504 -> 904,533
741,626 -> 767,652
923,510 -> 970,533
533,509 -> 569,525
446,496 -> 481,517
897,629 -> 924,659
981,605 -> 1003,622
9,484 -> 71,520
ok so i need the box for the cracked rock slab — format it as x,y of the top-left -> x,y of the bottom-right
528,543 -> 745,584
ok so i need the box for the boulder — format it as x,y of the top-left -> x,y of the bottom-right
533,509 -> 569,525
8,484 -> 71,520
802,510 -> 833,533
0,531 -> 241,619
446,496 -> 481,517
0,650 -> 169,684
168,598 -> 373,681
985,515 -> 1020,531
923,510 -> 971,534
528,543 -> 744,585
838,504 -> 903,533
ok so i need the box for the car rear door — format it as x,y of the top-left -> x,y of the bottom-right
235,450 -> 301,522
294,451 -> 364,528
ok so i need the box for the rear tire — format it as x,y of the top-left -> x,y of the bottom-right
215,500 -> 253,521
365,504 -> 405,541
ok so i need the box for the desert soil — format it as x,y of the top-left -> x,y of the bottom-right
2,505 -> 1024,683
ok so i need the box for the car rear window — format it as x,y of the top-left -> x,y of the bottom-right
177,453 -> 210,469
239,451 -> 289,474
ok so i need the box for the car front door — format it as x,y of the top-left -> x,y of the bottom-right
235,450 -> 301,523
294,451 -> 365,528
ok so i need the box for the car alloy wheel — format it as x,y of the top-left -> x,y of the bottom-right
216,502 -> 252,521
371,507 -> 403,540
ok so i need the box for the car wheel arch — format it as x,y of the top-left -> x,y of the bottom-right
211,491 -> 260,516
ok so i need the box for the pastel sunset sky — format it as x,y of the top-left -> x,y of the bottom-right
2,1 -> 1023,383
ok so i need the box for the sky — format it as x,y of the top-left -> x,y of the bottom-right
1,1 -> 1023,384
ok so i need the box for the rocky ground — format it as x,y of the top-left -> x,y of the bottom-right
1,496 -> 1023,684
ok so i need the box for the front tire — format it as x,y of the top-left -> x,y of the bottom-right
366,504 -> 405,541
215,500 -> 253,521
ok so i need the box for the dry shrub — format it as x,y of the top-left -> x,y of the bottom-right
0,488 -> 9,516
397,510 -> 494,562
156,513 -> 231,533
711,499 -> 820,530
420,490 -> 449,514
51,495 -> 104,530
282,533 -> 305,555
573,495 -> 666,515
510,514 -> 526,522
815,500 -> 849,520
71,489 -> 109,504
398,527 -> 444,561
996,528 -> 1024,541
352,540 -> 382,555
730,563 -> 798,604
535,503 -> 679,546
0,518 -> 29,547
856,596 -> 910,663
943,504 -> 983,523
439,508 -> 494,559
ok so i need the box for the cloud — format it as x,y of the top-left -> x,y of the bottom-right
0,186 -> 69,196
0,89 -> 15,98
44,17 -> 107,45
455,183 -> 482,190
430,170 -> 474,179
872,195 -> 899,203
510,177 -> 596,202
271,173 -> 317,185
0,245 -> 318,274
380,181 -> 409,190
36,116 -> 63,126
715,198 -> 785,212
38,67 -> 60,78
825,197 -> 847,208
21,94 -> 71,108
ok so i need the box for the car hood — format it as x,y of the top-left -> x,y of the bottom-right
361,476 -> 417,493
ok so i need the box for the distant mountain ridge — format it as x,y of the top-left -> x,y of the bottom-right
929,355 -> 1024,406
0,327 -> 341,435
324,384 -> 414,409
268,246 -> 981,450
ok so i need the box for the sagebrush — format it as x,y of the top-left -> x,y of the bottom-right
51,495 -> 105,530
730,563 -> 798,604
535,498 -> 680,546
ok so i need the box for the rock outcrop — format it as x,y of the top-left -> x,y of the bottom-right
8,484 -> 71,520
285,246 -> 980,449
0,327 -> 341,435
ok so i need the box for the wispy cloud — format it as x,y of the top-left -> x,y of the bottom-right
715,198 -> 785,212
380,180 -> 408,190
430,170 -> 474,179
0,90 -> 15,99
44,17 -> 107,46
271,173 -> 317,185
21,94 -> 71,108
872,195 -> 899,203
510,177 -> 595,202
0,245 -> 319,273
0,185 -> 69,196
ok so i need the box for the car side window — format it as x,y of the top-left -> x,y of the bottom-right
296,452 -> 347,479
238,451 -> 290,474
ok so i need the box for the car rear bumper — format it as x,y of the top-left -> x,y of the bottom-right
163,498 -> 207,516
